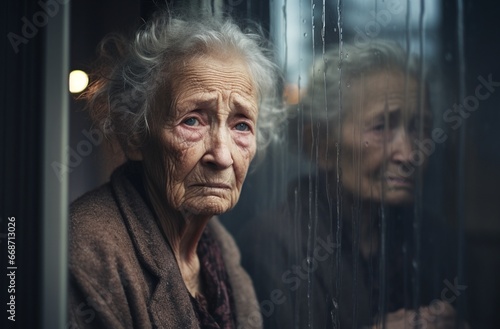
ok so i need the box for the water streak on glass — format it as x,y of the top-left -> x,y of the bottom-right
334,0 -> 344,328
411,0 -> 426,321
456,0 -> 467,326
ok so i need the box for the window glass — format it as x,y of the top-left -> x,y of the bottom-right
222,1 -> 500,328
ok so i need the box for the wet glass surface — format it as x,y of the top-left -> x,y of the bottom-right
62,1 -> 500,328
220,1 -> 500,328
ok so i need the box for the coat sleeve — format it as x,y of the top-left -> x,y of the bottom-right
67,187 -> 151,329
68,265 -> 133,329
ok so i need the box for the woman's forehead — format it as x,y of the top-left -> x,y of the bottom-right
172,54 -> 256,97
351,70 -> 419,93
347,71 -> 426,114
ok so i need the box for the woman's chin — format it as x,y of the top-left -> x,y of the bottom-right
381,189 -> 415,206
180,197 -> 235,217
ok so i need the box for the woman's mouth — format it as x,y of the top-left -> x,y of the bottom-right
193,182 -> 231,190
386,176 -> 414,188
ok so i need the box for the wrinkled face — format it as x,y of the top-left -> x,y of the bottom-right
142,54 -> 258,216
339,70 -> 431,205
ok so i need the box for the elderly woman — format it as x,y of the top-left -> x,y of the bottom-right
68,11 -> 280,329
241,41 -> 466,328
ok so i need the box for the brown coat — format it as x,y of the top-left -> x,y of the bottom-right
68,164 -> 262,329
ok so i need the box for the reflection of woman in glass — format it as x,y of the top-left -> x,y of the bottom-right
242,41 -> 465,328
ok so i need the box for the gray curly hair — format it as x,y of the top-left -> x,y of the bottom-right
300,40 -> 422,125
83,10 -> 282,158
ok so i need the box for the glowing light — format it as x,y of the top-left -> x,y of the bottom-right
69,70 -> 89,93
284,84 -> 300,105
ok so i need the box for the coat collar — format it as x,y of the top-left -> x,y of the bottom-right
110,163 -> 199,328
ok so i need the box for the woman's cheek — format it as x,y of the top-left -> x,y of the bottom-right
363,131 -> 385,145
232,132 -> 256,159
173,126 -> 206,145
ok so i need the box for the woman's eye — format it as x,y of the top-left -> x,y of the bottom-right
235,122 -> 250,131
373,123 -> 385,131
412,119 -> 432,134
183,117 -> 199,126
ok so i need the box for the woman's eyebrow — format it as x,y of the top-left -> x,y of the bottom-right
175,93 -> 217,111
231,97 -> 258,119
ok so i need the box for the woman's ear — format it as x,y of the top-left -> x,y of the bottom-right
122,135 -> 144,161
126,147 -> 143,161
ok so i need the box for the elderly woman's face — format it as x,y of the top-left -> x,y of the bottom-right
143,54 -> 258,216
339,70 -> 430,205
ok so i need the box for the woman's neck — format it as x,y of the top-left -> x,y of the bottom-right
142,171 -> 210,296
359,208 -> 380,260
346,197 -> 411,260
342,196 -> 381,260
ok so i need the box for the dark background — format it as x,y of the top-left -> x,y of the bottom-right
2,0 -> 499,328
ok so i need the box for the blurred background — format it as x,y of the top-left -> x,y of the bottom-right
2,0 -> 499,328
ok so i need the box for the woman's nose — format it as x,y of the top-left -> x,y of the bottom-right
202,127 -> 234,169
390,128 -> 414,164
